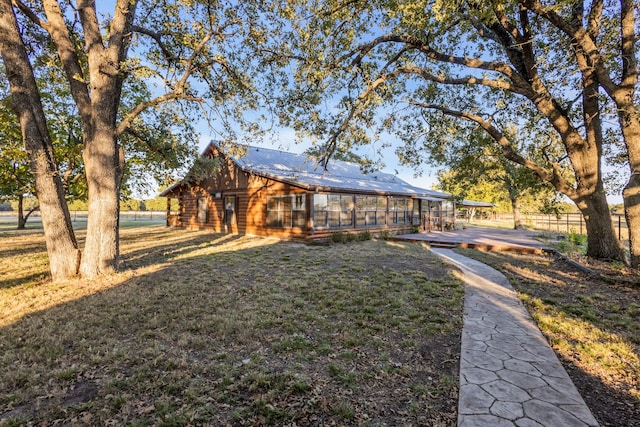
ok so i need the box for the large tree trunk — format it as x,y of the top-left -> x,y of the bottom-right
68,0 -> 136,278
576,191 -> 622,260
17,194 -> 26,230
623,172 -> 640,266
511,197 -> 523,230
621,117 -> 640,267
614,0 -> 640,267
79,130 -> 122,277
0,0 -> 80,280
616,32 -> 640,267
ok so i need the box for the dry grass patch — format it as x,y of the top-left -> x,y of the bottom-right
457,248 -> 640,427
0,224 -> 463,426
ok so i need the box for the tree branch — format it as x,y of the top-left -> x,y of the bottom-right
40,0 -> 92,126
116,91 -> 202,137
338,34 -> 539,95
76,0 -> 103,54
619,0 -> 637,87
400,66 -> 516,92
523,0 -> 619,95
323,68 -> 405,165
132,24 -> 176,62
410,101 -> 576,198
12,0 -> 49,30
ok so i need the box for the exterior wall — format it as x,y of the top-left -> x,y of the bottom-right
241,175 -> 309,239
173,154 -> 312,239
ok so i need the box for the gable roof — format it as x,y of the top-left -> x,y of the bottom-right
225,143 -> 450,199
162,141 -> 451,199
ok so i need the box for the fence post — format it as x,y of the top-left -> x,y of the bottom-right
619,215 -> 622,240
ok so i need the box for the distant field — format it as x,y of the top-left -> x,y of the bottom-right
0,211 -> 167,230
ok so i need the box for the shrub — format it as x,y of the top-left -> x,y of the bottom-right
568,232 -> 587,246
331,231 -> 372,243
331,231 -> 348,244
357,231 -> 372,241
377,230 -> 392,240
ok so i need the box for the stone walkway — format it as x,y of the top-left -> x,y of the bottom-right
432,248 -> 599,427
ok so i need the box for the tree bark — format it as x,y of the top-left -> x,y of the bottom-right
620,111 -> 640,267
511,197 -> 523,230
575,192 -> 621,260
17,194 -> 25,230
0,0 -> 80,280
623,170 -> 640,268
617,0 -> 640,267
79,129 -> 122,277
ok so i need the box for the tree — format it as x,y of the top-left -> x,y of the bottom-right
0,1 -> 80,279
0,94 -> 36,229
0,67 -> 88,230
280,0 -> 631,262
433,129 -> 558,229
0,0 -> 277,279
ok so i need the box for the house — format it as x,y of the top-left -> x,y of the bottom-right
160,142 -> 456,241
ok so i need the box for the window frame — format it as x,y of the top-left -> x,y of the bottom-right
266,194 -> 306,229
313,193 -> 354,229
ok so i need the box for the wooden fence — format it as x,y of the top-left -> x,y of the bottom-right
493,213 -> 628,241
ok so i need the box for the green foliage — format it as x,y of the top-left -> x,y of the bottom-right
0,93 -> 32,202
67,199 -> 88,211
331,230 -> 373,243
376,230 -> 392,240
568,232 -> 587,246
555,232 -> 588,257
276,0 -> 629,214
435,131 -> 559,214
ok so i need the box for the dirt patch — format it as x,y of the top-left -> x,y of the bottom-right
62,380 -> 99,407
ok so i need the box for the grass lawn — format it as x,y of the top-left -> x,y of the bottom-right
0,222 -> 463,426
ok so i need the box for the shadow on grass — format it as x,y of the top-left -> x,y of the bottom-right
0,232 -> 463,426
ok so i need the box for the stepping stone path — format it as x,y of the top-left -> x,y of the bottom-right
432,248 -> 599,427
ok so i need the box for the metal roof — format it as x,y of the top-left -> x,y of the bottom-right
459,200 -> 495,207
224,143 -> 451,199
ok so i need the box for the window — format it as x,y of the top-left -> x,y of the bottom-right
197,197 -> 207,223
389,197 -> 413,225
313,194 -> 328,228
413,199 -> 420,225
313,194 -> 354,228
266,194 -> 306,228
355,196 -> 387,226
